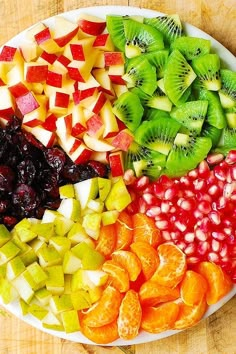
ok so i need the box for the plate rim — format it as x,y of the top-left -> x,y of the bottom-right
0,4 -> 235,346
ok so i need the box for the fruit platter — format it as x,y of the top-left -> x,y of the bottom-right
0,5 -> 235,346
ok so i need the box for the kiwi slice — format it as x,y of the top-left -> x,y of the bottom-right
144,14 -> 182,44
225,106 -> 236,128
133,156 -> 166,180
170,100 -> 208,136
112,91 -> 144,131
123,56 -> 157,95
123,19 -> 164,58
218,69 -> 236,109
215,127 -> 236,154
143,50 -> 169,78
199,89 -> 226,129
164,50 -> 197,106
166,134 -> 212,172
131,87 -> 172,112
106,15 -> 127,51
191,54 -> 221,91
145,108 -> 171,121
201,123 -> 222,148
124,140 -> 164,168
170,36 -> 211,60
135,116 -> 181,155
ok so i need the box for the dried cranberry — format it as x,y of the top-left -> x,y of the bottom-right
3,215 -> 18,228
17,160 -> 36,185
0,199 -> 10,213
44,147 -> 66,172
88,160 -> 109,177
0,165 -> 15,192
6,116 -> 21,132
12,184 -> 38,213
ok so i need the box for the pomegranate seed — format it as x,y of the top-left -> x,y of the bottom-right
161,200 -> 171,213
223,182 -> 236,198
146,206 -> 161,218
225,150 -> 236,164
198,160 -> 210,178
184,243 -> 196,255
197,241 -> 210,256
193,209 -> 204,219
196,192 -> 212,203
198,200 -> 211,214
164,186 -> 178,200
214,165 -> 227,181
170,231 -> 181,241
195,229 -> 209,241
155,219 -> 169,230
153,183 -> 165,199
184,189 -> 195,198
188,169 -> 198,179
161,231 -> 171,241
175,220 -> 187,232
197,217 -> 211,232
208,184 -> 221,197
187,256 -> 201,264
229,165 -> 236,180
170,206 -> 177,213
208,211 -> 221,225
207,153 -> 224,165
142,193 -> 157,205
179,198 -> 195,211
220,244 -> 229,257
212,231 -> 226,241
207,252 -> 219,262
133,176 -> 150,191
211,239 -> 221,252
176,241 -> 186,251
138,198 -> 148,213
123,169 -> 135,185
193,178 -> 207,191
184,232 -> 195,243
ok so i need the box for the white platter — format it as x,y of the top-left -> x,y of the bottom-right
0,5 -> 235,346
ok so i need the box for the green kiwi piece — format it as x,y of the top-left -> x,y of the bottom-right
218,69 -> 236,109
199,89 -> 226,129
143,50 -> 169,78
170,100 -> 208,136
145,108 -> 171,121
106,15 -> 127,51
191,54 -> 221,91
112,91 -> 144,131
133,156 -> 166,180
123,19 -> 164,58
215,127 -> 236,154
225,106 -> 236,128
170,36 -> 211,60
164,50 -> 197,106
166,134 -> 212,172
123,56 -> 157,95
201,123 -> 222,148
124,140 -> 165,168
144,14 -> 182,44
135,116 -> 181,155
131,87 -> 172,112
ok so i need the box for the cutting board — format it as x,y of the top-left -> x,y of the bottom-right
0,1 -> 235,353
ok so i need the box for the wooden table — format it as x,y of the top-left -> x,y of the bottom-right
0,1 -> 235,353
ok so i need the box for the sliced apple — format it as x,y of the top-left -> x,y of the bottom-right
78,13 -> 106,35
53,16 -> 79,47
83,133 -> 114,152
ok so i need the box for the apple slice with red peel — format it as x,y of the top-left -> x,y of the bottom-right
111,129 -> 134,151
78,13 -> 106,35
100,100 -> 119,138
24,62 -> 48,83
53,16 -> 79,47
86,114 -> 104,138
109,151 -> 125,177
49,91 -> 70,115
83,133 -> 115,152
23,125 -> 56,148
16,91 -> 39,116
93,33 -> 115,51
37,50 -> 57,65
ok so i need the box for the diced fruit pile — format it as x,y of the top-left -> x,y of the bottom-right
0,10 -> 235,344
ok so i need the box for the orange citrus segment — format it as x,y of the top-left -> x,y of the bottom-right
80,315 -> 119,344
141,302 -> 179,334
132,213 -> 163,247
151,243 -> 187,287
102,259 -> 130,293
130,241 -> 159,280
174,296 -> 207,330
112,250 -> 142,281
81,285 -> 121,327
95,224 -> 117,258
139,280 -> 180,307
180,270 -> 208,306
195,261 -> 233,305
117,289 -> 142,340
115,211 -> 133,250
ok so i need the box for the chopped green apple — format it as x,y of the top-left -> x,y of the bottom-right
88,286 -> 103,303
82,212 -> 102,240
50,294 -> 73,314
59,184 -> 75,199
86,198 -> 104,213
57,198 -> 81,221
74,177 -> 98,209
0,241 -> 21,265
37,245 -> 62,267
61,309 -> 80,333
0,277 -> 19,304
19,298 -> 29,315
64,274 -> 72,294
101,210 -> 119,225
67,222 -> 93,246
105,177 -> 132,211
29,238 -> 45,253
85,269 -> 108,286
42,311 -> 64,331
0,224 -> 11,247
12,273 -> 34,303
62,250 -> 82,274
98,177 -> 112,201
70,289 -> 91,310
41,209 -> 60,223
6,256 -> 26,280
11,234 -> 31,254
35,287 -> 52,306
45,265 -> 64,295
28,303 -> 49,320
71,241 -> 93,259
54,215 -> 74,236
49,236 -> 71,257
19,247 -> 38,266
0,264 -> 6,278
27,262 -> 48,289
31,222 -> 54,241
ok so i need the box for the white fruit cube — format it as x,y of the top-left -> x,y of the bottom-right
67,223 -> 92,246
53,16 -> 79,47
12,273 -> 34,303
37,245 -> 62,268
57,198 -> 81,221
63,250 -> 82,274
0,278 -> 19,304
42,311 -> 64,331
102,210 -> 119,225
28,303 -> 48,320
74,177 -> 98,209
35,287 -> 52,306
49,236 -> 71,257
70,289 -> 91,310
0,86 -> 16,119
82,213 -> 102,240
0,224 -> 11,247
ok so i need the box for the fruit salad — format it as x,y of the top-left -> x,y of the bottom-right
0,9 -> 235,345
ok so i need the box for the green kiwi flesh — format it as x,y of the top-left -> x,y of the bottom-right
132,87 -> 172,112
133,156 -> 166,179
144,14 -> 182,44
170,100 -> 208,136
164,50 -> 197,106
191,54 -> 221,91
123,56 -> 157,95
170,36 -> 211,60
112,91 -> 144,131
123,19 -> 164,58
218,69 -> 236,109
199,89 -> 226,129
215,128 -> 236,154
143,50 -> 169,78
135,116 -> 181,155
166,135 -> 212,172
201,123 -> 222,148
106,15 -> 127,51
124,140 -> 165,168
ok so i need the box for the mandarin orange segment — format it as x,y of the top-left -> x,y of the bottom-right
117,289 -> 142,340
132,213 -> 163,247
115,211 -> 133,250
112,250 -> 142,281
151,243 -> 187,287
130,241 -> 159,280
82,285 -> 121,327
195,261 -> 233,305
95,224 -> 117,258
141,302 -> 179,334
180,270 -> 208,306
79,315 -> 119,344
102,259 -> 130,293
139,280 -> 180,307
174,296 -> 207,330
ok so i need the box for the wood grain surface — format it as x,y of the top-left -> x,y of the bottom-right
0,1 -> 236,353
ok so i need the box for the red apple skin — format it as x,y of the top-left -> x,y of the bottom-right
40,51 -> 57,64
112,130 -> 134,151
0,107 -> 15,120
78,19 -> 106,36
86,114 -> 104,136
54,92 -> 70,108
16,92 -> 40,115
46,70 -> 63,88
56,55 -> 71,68
42,113 -> 57,131
8,82 -> 29,98
70,44 -> 85,61
93,33 -> 109,47
25,64 -> 48,83
73,87 -> 97,105
69,138 -> 81,154
67,66 -> 85,82
72,144 -> 92,164
23,119 -> 42,127
104,52 -> 125,66
34,27 -> 51,45
108,75 -> 126,85
54,26 -> 79,47
0,79 -> 5,86
109,151 -> 124,177
71,123 -> 87,137
91,92 -> 106,114
0,46 -> 17,61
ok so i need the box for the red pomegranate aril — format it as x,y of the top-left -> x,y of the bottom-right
175,241 -> 186,251
193,209 -> 204,220
208,184 -> 221,198
138,197 -> 148,214
170,206 -> 177,213
170,231 -> 181,241
179,198 -> 195,211
164,185 -> 178,200
212,231 -> 226,241
155,219 -> 169,230
223,182 -> 236,198
146,206 -> 161,218
195,229 -> 209,242
193,178 -> 207,191
184,232 -> 195,243
161,200 -> 171,213
196,191 -> 212,203
207,153 -> 224,165
132,176 -> 150,191
187,256 -> 201,264
175,220 -> 187,232
197,241 -> 210,256
225,150 -> 236,164
123,169 -> 136,185
188,169 -> 198,179
211,239 -> 221,252
162,231 -> 171,241
142,193 -> 158,205
153,183 -> 165,199
198,160 -> 210,178
197,217 -> 211,232
207,252 -> 219,263
208,210 -> 221,225
214,165 -> 227,181
183,189 -> 195,198
198,200 -> 212,214
184,243 -> 196,255
229,165 -> 236,180
219,244 -> 229,257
